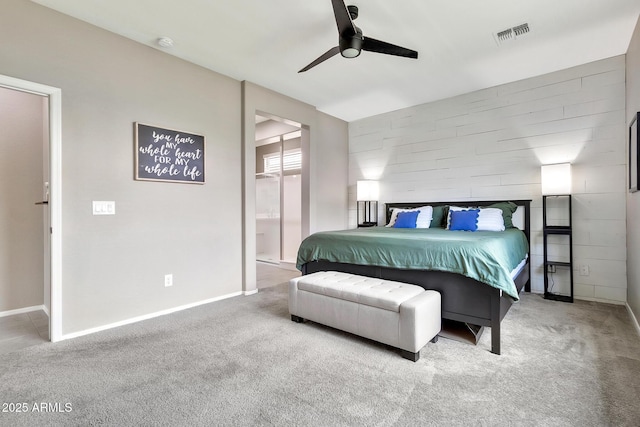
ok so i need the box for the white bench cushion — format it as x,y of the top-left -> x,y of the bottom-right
295,271 -> 424,313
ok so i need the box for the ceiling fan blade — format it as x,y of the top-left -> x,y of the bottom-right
298,46 -> 341,73
362,37 -> 418,59
331,0 -> 356,35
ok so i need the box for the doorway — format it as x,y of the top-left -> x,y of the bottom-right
0,86 -> 49,349
255,114 -> 302,267
255,114 -> 303,288
0,74 -> 62,343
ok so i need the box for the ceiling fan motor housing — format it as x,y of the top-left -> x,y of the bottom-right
340,27 -> 363,58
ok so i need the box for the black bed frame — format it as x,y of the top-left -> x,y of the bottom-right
301,199 -> 532,355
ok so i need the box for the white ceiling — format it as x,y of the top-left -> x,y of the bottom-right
32,0 -> 640,122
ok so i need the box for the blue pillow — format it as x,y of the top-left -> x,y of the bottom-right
449,209 -> 479,231
393,210 -> 420,228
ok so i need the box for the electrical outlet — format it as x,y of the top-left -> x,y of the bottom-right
579,265 -> 589,276
547,264 -> 556,273
164,274 -> 173,287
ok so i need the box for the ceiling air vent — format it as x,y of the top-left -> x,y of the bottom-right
494,23 -> 530,46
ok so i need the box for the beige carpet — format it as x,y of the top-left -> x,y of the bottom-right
1,284 -> 639,426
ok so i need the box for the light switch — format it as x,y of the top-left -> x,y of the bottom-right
93,201 -> 115,215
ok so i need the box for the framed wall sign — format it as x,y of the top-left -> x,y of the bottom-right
135,122 -> 205,184
630,113 -> 639,193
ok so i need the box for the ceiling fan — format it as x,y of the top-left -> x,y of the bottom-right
299,0 -> 419,73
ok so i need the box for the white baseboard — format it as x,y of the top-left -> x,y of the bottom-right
0,305 -> 46,318
244,289 -> 259,296
60,291 -> 243,341
569,295 -> 626,306
627,303 -> 640,338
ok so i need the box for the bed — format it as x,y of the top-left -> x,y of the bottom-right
297,199 -> 531,355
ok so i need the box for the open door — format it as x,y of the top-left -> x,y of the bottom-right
0,74 -> 62,342
0,86 -> 49,341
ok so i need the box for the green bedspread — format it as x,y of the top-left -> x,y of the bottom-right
296,227 -> 529,300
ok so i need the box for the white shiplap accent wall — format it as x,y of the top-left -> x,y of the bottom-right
348,56 -> 627,304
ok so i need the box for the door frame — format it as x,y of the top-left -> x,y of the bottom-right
255,116 -> 302,264
0,74 -> 62,342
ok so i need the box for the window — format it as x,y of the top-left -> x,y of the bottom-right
264,149 -> 301,174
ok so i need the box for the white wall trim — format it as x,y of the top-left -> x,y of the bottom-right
572,296 -> 627,306
60,291 -> 243,341
0,74 -> 62,343
0,305 -> 46,318
243,289 -> 259,296
627,303 -> 640,338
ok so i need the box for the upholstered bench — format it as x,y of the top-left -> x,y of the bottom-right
289,271 -> 441,361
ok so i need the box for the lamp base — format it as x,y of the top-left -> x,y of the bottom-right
356,201 -> 378,227
357,222 -> 377,228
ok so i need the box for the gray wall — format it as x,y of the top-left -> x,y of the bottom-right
626,15 -> 640,324
1,0 -> 348,336
349,56 -> 627,304
0,87 -> 45,312
1,0 -> 242,334
315,111 -> 349,233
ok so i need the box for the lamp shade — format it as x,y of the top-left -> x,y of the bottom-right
356,180 -> 379,201
541,163 -> 571,195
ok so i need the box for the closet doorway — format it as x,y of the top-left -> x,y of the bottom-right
255,114 -> 302,268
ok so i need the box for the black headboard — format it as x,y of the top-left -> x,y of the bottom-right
385,199 -> 532,243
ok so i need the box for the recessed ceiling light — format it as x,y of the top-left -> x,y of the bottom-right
157,37 -> 174,48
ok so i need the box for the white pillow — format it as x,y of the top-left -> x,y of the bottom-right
446,206 -> 505,231
476,208 -> 506,231
386,206 -> 433,228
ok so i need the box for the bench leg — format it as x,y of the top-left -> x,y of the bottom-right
400,349 -> 420,362
291,315 -> 305,323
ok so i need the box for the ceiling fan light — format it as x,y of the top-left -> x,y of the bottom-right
341,47 -> 361,58
340,30 -> 363,58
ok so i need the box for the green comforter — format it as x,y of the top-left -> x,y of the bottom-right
296,227 -> 529,300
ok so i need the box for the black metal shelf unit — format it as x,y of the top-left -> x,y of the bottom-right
543,195 -> 573,303
357,200 -> 378,228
